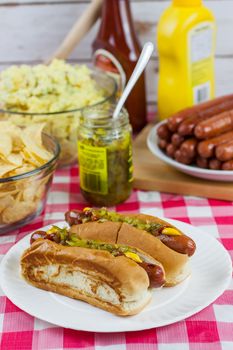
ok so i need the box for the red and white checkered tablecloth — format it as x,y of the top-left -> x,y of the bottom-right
0,164 -> 233,350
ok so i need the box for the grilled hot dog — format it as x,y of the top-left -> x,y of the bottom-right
157,123 -> 171,141
175,149 -> 194,165
196,156 -> 208,168
222,159 -> 233,170
167,94 -> 233,132
179,138 -> 198,159
66,208 -> 196,287
195,110 -> 233,139
171,133 -> 185,147
166,143 -> 177,158
158,138 -> 168,150
209,158 -> 222,170
197,131 -> 233,158
178,96 -> 233,136
216,140 -> 233,161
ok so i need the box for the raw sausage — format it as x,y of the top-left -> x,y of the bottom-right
195,110 -> 233,139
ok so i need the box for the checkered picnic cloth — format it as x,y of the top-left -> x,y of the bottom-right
0,164 -> 232,350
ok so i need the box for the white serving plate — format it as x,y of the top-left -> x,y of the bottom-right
0,219 -> 231,332
147,122 -> 233,182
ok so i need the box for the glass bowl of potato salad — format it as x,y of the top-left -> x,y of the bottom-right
0,60 -> 117,167
0,122 -> 60,234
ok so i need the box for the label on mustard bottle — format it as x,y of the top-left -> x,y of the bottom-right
188,22 -> 215,104
78,142 -> 108,194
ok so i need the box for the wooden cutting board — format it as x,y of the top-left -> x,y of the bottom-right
133,124 -> 233,201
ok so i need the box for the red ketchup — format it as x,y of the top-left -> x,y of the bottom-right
92,0 -> 147,132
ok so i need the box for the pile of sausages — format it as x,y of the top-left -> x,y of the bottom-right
157,95 -> 233,170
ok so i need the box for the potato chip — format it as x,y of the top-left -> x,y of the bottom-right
1,200 -> 36,224
0,121 -> 53,180
21,148 -> 43,168
0,162 -> 17,177
0,195 -> 14,214
23,184 -> 38,202
21,124 -> 53,162
0,189 -> 19,198
12,164 -> 35,176
0,121 -> 54,227
7,153 -> 23,166
0,133 -> 12,158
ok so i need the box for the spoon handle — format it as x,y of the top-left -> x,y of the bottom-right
113,42 -> 154,120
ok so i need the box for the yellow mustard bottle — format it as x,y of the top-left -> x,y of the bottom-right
157,0 -> 216,120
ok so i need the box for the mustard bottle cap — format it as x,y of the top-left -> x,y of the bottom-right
173,0 -> 202,6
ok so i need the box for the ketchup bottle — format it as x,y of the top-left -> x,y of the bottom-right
92,0 -> 147,132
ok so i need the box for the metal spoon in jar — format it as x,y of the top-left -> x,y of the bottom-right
113,42 -> 154,120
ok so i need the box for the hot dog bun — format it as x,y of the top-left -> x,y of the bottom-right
69,212 -> 194,287
21,239 -> 152,316
123,214 -> 190,286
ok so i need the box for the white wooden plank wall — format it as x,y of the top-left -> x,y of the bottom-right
0,0 -> 233,107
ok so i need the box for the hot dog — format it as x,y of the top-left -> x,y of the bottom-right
171,133 -> 185,147
29,227 -> 165,290
178,96 -> 233,136
21,236 -> 163,316
197,131 -> 233,159
166,143 -> 177,158
215,140 -> 233,161
179,138 -> 198,159
174,149 -> 194,165
167,94 -> 233,133
209,158 -> 222,170
157,123 -> 171,141
158,138 -> 168,150
66,208 -> 196,286
222,159 -> 233,170
196,156 -> 208,168
195,110 -> 233,139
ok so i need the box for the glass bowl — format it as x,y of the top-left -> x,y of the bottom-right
0,133 -> 60,234
0,70 -> 117,167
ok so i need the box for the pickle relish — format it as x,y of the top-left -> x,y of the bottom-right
77,105 -> 133,206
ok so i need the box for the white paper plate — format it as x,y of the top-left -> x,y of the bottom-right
0,219 -> 232,333
147,122 -> 233,182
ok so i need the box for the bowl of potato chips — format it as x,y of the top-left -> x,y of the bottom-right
0,60 -> 117,167
0,122 -> 60,234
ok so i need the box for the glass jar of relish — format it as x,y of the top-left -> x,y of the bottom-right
77,105 -> 133,206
